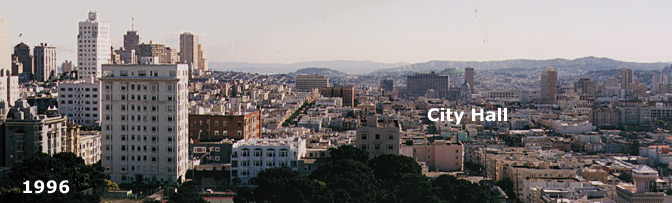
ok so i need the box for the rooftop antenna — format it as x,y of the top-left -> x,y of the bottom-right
132,17 -> 135,31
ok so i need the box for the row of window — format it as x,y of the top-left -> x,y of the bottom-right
104,134 -> 173,142
231,160 -> 297,168
359,134 -> 395,140
360,144 -> 395,151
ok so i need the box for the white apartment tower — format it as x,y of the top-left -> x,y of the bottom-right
33,43 -> 57,82
100,63 -> 189,184
77,11 -> 111,80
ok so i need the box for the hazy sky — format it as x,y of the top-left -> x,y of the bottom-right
1,0 -> 671,64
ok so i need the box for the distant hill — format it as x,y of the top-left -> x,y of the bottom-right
209,60 -> 408,75
291,67 -> 349,78
370,56 -> 670,75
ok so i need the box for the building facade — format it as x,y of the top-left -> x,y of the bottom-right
407,72 -> 450,98
319,86 -> 354,107
189,111 -> 262,142
356,116 -> 402,158
33,43 -> 57,82
58,78 -> 101,126
295,74 -> 329,92
100,63 -> 189,184
540,67 -> 557,104
230,137 -> 307,185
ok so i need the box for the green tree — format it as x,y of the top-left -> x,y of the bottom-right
167,181 -> 207,203
247,167 -> 331,203
435,174 -> 497,203
329,145 -> 369,163
495,177 -> 517,202
310,159 -> 378,203
631,140 -> 641,155
0,152 -> 106,203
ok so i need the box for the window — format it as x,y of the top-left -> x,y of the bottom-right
360,144 -> 367,150
242,149 -> 249,157
279,149 -> 288,157
387,144 -> 394,150
388,135 -> 394,140
375,134 -> 380,140
254,149 -> 262,157
361,134 -> 367,140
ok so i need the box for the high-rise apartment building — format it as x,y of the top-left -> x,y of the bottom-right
0,16 -> 15,105
295,74 -> 329,92
652,74 -> 668,94
77,11 -> 111,79
407,72 -> 450,98
465,67 -> 475,92
197,44 -> 208,73
62,60 -> 74,73
137,43 -> 173,64
575,78 -> 597,97
100,63 -> 189,184
33,43 -> 57,82
57,77 -> 101,126
179,32 -> 199,76
540,67 -> 557,104
620,69 -> 634,90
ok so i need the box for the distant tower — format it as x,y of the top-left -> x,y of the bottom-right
13,42 -> 32,77
464,67 -> 474,92
620,69 -> 634,90
123,30 -> 140,51
33,43 -> 57,82
179,32 -> 199,76
380,79 -> 393,92
77,11 -> 111,80
652,73 -> 668,94
540,67 -> 557,104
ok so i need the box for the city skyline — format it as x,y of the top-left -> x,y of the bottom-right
0,0 -> 671,65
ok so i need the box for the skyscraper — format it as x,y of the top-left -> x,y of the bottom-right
33,43 -> 57,82
13,42 -> 32,78
295,74 -> 329,91
123,30 -> 140,51
77,11 -> 111,79
620,68 -> 634,90
100,63 -> 189,184
0,16 -> 11,105
540,67 -> 557,104
179,32 -> 199,76
407,72 -> 450,98
464,67 -> 474,92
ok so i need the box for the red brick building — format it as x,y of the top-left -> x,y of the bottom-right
189,111 -> 261,142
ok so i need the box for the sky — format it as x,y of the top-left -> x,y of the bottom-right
1,0 -> 671,64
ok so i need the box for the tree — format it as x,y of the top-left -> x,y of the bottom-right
310,159 -> 378,203
329,145 -> 369,163
368,154 -> 421,181
105,180 -> 120,190
250,167 -> 331,203
619,173 -> 633,183
435,174 -> 497,203
167,181 -> 207,203
495,177 -> 517,202
0,152 -> 107,203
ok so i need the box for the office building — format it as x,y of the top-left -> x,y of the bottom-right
137,43 -> 175,64
356,116 -> 402,158
77,11 -> 111,79
230,137 -> 307,185
57,77 -> 101,126
188,111 -> 262,142
465,67 -> 475,92
575,78 -> 597,97
62,60 -> 74,73
33,43 -> 57,82
123,30 -> 140,51
319,86 -> 355,107
295,74 -> 329,92
0,16 -> 14,105
197,44 -> 208,73
380,79 -> 393,92
540,67 -> 557,104
407,72 -> 450,98
100,63 -> 189,184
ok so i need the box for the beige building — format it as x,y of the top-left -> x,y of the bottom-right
401,139 -> 464,171
295,74 -> 329,92
356,116 -> 401,158
179,32 -> 200,76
